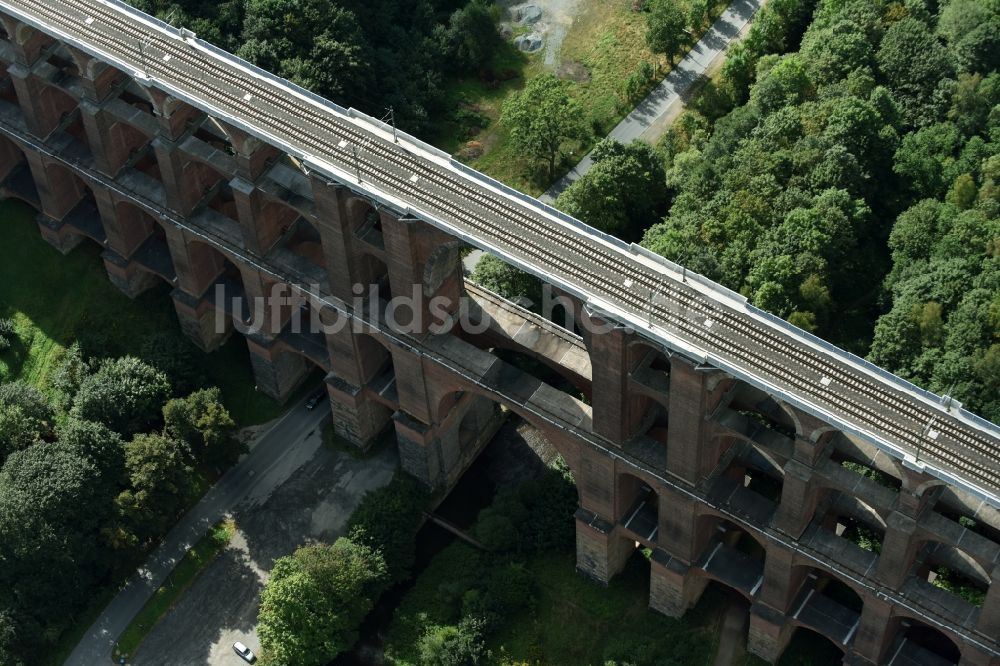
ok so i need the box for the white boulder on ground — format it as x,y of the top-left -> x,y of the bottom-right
511,3 -> 543,24
515,33 -> 545,52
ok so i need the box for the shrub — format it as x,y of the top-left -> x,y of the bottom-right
51,342 -> 89,408
455,108 -> 490,139
471,510 -> 520,552
417,616 -> 488,666
516,459 -> 578,551
0,319 -> 18,354
0,381 -> 55,459
462,560 -> 536,627
347,471 -> 429,583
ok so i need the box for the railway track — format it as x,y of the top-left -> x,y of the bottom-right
6,0 -> 1000,500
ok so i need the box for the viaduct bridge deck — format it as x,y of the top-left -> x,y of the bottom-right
4,0 -> 1000,510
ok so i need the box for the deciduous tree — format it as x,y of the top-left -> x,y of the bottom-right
500,74 -> 588,181
163,387 -> 243,468
556,139 -> 668,238
71,356 -> 171,437
258,538 -> 387,665
470,254 -> 543,307
645,0 -> 687,64
0,445 -> 115,644
118,432 -> 193,542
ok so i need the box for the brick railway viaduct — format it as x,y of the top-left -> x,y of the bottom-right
0,5 -> 998,664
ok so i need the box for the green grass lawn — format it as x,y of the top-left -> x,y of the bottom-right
491,551 -> 724,665
113,519 -> 237,661
0,198 -> 284,427
383,545 -> 725,666
434,0 -> 731,196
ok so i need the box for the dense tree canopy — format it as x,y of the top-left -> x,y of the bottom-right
645,0 -> 1000,419
0,341 -> 236,661
644,0 -> 1000,354
0,444 -> 115,643
258,538 -> 387,665
71,356 -> 171,437
133,0 -> 505,131
347,472 -> 430,583
556,139 -> 668,239
0,381 -> 55,462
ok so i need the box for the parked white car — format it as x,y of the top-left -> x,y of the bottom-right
232,641 -> 256,663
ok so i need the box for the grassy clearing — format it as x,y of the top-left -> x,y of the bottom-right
383,545 -> 725,665
436,0 -> 731,195
0,199 -> 282,427
489,551 -> 724,665
113,519 -> 237,661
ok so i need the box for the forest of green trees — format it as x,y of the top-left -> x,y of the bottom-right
132,0 -> 503,131
550,0 -> 1000,424
675,0 -> 998,423
0,337 -> 244,664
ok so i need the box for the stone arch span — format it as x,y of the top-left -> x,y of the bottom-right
430,375 -> 585,489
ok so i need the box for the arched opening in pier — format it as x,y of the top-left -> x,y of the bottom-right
436,390 -> 504,457
254,198 -> 300,252
779,627 -> 844,665
788,566 -> 862,650
278,298 -> 331,371
119,84 -> 155,117
888,619 -> 961,665
727,386 -> 798,440
188,240 -> 247,321
492,347 -> 588,404
933,488 -> 1000,545
348,197 -> 383,250
814,490 -> 886,556
618,472 -> 658,545
206,178 -> 238,221
113,200 -> 173,273
718,441 -> 786,513
0,134 -> 32,202
129,143 -> 161,181
829,441 -> 902,492
694,516 -> 766,600
284,218 -> 324,264
624,341 -> 671,445
910,540 -> 990,607
355,332 -> 396,401
0,62 -> 18,105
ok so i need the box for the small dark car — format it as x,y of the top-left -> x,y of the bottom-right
305,389 -> 325,410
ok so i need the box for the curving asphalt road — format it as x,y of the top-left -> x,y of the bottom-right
542,0 -> 764,202
65,390 -> 332,666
